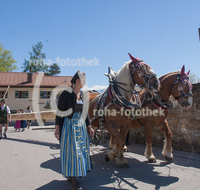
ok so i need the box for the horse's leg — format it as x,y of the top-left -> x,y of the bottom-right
144,122 -> 156,163
159,119 -> 173,162
120,126 -> 131,152
114,126 -> 131,167
109,130 -> 127,152
105,127 -> 118,162
109,134 -> 115,149
105,127 -> 129,168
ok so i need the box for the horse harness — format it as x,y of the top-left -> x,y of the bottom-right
170,73 -> 193,100
135,73 -> 193,127
90,62 -> 158,129
90,67 -> 142,129
130,60 -> 157,89
143,73 -> 193,110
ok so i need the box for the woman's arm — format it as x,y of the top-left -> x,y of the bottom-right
86,115 -> 94,137
54,125 -> 60,140
55,91 -> 68,125
86,114 -> 91,126
55,90 -> 69,140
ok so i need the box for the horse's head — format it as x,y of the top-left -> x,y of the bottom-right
171,65 -> 193,109
128,53 -> 160,92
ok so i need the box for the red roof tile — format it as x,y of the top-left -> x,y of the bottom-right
0,72 -> 72,87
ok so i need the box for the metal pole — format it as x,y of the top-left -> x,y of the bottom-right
3,85 -> 10,99
198,28 -> 200,42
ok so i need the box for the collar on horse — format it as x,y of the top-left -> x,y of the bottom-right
140,91 -> 172,110
105,67 -> 141,109
152,92 -> 173,109
108,84 -> 141,109
90,67 -> 142,125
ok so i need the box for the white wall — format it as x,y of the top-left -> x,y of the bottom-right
2,87 -> 57,122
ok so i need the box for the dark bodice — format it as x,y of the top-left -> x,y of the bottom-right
55,90 -> 91,138
74,103 -> 83,113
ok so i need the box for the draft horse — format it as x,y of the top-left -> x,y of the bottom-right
110,65 -> 193,163
88,53 -> 160,167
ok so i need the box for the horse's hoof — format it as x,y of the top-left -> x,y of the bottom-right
148,159 -> 156,163
119,163 -> 129,168
164,156 -> 173,162
105,154 -> 110,162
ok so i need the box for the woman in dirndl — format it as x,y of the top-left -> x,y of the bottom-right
54,71 -> 94,190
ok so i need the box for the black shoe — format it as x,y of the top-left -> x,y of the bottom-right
3,133 -> 7,138
0,136 -> 2,140
67,177 -> 72,182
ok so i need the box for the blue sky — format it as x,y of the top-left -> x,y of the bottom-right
1,0 -> 200,88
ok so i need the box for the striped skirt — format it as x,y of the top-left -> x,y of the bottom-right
60,112 -> 92,177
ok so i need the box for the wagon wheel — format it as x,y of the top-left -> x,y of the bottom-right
92,129 -> 101,145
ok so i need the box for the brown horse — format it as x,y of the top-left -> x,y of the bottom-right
109,65 -> 193,163
88,53 -> 160,167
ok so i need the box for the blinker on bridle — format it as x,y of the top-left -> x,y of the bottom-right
131,60 -> 157,89
110,53 -> 157,94
170,73 -> 193,100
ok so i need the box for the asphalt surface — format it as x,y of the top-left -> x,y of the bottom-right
0,125 -> 200,190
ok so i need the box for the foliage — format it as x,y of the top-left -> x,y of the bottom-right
22,41 -> 49,74
45,63 -> 61,76
189,73 -> 200,84
0,42 -> 17,72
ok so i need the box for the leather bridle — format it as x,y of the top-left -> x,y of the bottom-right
130,60 -> 157,89
170,73 -> 193,100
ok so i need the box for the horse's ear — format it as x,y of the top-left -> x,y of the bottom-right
187,70 -> 190,75
128,53 -> 139,63
180,65 -> 185,77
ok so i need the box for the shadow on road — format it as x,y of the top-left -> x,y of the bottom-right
39,148 -> 179,190
4,137 -> 60,150
126,142 -> 200,169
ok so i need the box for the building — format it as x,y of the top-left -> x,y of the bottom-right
0,72 -> 72,115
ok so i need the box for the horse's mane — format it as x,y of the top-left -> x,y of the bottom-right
115,60 -> 133,98
160,70 -> 192,90
115,60 -> 156,101
159,71 -> 180,81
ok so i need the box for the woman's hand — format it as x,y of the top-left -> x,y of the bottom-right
54,125 -> 60,140
88,125 -> 94,137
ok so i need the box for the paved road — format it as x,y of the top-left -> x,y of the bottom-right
0,126 -> 200,190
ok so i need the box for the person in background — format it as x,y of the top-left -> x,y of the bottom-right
26,106 -> 32,129
15,109 -> 21,132
20,109 -> 26,132
0,99 -> 11,139
54,70 -> 94,190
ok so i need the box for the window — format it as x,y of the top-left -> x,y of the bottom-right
0,91 -> 8,98
40,91 -> 52,99
15,91 -> 28,99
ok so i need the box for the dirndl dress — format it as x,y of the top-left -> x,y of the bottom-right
15,120 -> 21,129
60,112 -> 92,177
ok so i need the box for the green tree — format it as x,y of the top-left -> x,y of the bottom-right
0,42 -> 17,72
45,63 -> 61,76
22,41 -> 48,74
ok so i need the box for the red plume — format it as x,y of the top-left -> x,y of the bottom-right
128,53 -> 140,63
180,65 -> 185,77
187,70 -> 190,75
